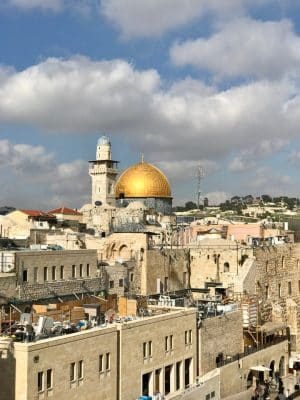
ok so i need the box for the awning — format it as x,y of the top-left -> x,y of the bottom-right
251,365 -> 271,372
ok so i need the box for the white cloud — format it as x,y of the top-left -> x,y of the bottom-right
229,139 -> 288,172
248,167 -> 293,195
100,0 -> 270,39
0,56 -> 300,178
205,191 -> 230,205
170,18 -> 300,80
0,139 -> 89,208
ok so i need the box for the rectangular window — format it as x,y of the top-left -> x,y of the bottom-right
288,281 -> 292,295
22,269 -> 28,282
86,264 -> 90,277
185,330 -> 192,345
119,279 -> 123,287
109,280 -> 114,289
206,395 -> 210,400
148,341 -> 152,357
51,266 -> 56,281
211,391 -> 215,398
176,361 -> 181,391
70,362 -> 76,382
46,369 -> 52,389
72,265 -> 76,278
265,285 -> 269,299
34,267 -> 38,283
99,355 -> 104,372
278,283 -> 281,298
164,276 -> 168,291
165,336 -> 169,352
60,265 -> 64,280
170,335 -> 173,350
143,342 -> 147,358
38,371 -> 44,392
106,353 -> 110,371
130,272 -> 134,282
79,264 -> 83,278
78,360 -> 83,380
44,267 -> 48,282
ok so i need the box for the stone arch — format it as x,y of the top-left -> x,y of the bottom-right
246,370 -> 254,389
279,356 -> 285,377
119,244 -> 130,260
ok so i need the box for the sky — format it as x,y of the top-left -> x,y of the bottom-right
1,0 -> 300,208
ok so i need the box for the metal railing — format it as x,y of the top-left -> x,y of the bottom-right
216,335 -> 288,368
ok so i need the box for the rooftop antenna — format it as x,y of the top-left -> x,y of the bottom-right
196,165 -> 204,210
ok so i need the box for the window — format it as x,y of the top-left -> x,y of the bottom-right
288,281 -> 292,295
106,353 -> 110,371
211,391 -> 215,398
298,280 -> 300,293
164,277 -> 168,291
119,279 -> 123,287
70,362 -> 76,382
79,264 -> 83,278
278,283 -> 281,298
72,265 -> 76,278
44,267 -> 48,282
99,355 -> 104,372
265,285 -> 269,299
170,335 -> 173,350
148,341 -> 152,357
51,266 -> 56,281
86,264 -> 90,277
22,269 -> 28,282
60,265 -> 64,280
165,336 -> 169,352
78,360 -> 83,380
46,369 -> 52,389
223,262 -> 230,272
38,371 -> 44,392
34,267 -> 38,283
185,330 -> 192,345
130,273 -> 134,282
109,280 -> 114,289
165,335 -> 173,352
143,341 -> 152,359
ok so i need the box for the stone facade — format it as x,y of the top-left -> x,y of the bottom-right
189,239 -> 254,293
0,307 -> 197,400
254,244 -> 300,351
219,341 -> 288,398
0,250 -> 106,303
199,310 -> 244,376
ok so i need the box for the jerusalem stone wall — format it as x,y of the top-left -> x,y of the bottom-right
254,244 -> 300,350
0,273 -> 17,301
199,310 -> 244,376
190,241 -> 254,291
219,340 -> 288,398
143,248 -> 190,295
17,277 -> 106,301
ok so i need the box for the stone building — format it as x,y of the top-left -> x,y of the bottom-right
0,249 -> 105,303
254,243 -> 300,352
0,307 -> 197,400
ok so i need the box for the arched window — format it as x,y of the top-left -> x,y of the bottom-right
224,262 -> 230,272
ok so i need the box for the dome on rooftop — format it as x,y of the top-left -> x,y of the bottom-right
97,135 -> 110,146
115,161 -> 171,199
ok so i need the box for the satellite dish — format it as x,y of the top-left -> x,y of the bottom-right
95,201 -> 102,206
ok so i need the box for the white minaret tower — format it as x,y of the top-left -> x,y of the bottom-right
89,135 -> 118,207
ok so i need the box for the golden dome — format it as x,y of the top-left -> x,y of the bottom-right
115,161 -> 171,199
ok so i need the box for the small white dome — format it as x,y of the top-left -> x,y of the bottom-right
97,135 -> 110,146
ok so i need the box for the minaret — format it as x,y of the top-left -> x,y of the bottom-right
89,136 -> 119,207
